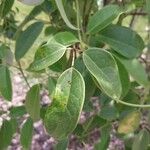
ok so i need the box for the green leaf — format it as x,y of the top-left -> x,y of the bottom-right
15,21 -> 44,60
0,0 -> 15,18
0,44 -> 13,65
99,25 -> 145,58
100,105 -> 119,120
54,0 -> 78,30
82,115 -> 106,133
54,139 -> 68,150
28,32 -> 77,71
25,84 -> 40,122
44,68 -> 85,140
74,57 -> 96,101
115,58 -> 130,98
118,111 -> 141,134
83,48 -> 122,100
146,0 -> 150,20
87,5 -> 121,34
48,77 -> 57,95
0,65 -> 12,101
95,125 -> 111,150
132,129 -> 150,150
49,53 -> 68,72
10,106 -> 27,118
54,32 -> 79,46
0,120 -> 14,150
20,118 -> 33,150
115,54 -> 149,88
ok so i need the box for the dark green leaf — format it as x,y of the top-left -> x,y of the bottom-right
10,106 -> 27,118
83,48 -> 122,100
44,68 -> 85,140
54,139 -> 68,150
0,0 -> 14,18
99,25 -> 145,58
15,21 -> 44,60
95,125 -> 111,150
0,65 -> 12,101
100,105 -> 119,120
87,5 -> 121,34
132,129 -> 150,150
20,118 -> 33,150
0,120 -> 14,149
25,84 -> 40,122
115,58 -> 130,98
115,54 -> 149,88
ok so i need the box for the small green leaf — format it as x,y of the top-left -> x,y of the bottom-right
132,129 -> 150,150
20,118 -> 33,150
87,5 -> 121,34
83,48 -> 122,100
0,44 -> 13,65
0,65 -> 12,101
25,84 -> 40,122
44,68 -> 85,140
15,21 -> 44,60
0,120 -> 14,150
99,25 -> 145,58
54,32 -> 79,46
54,0 -> 78,30
118,111 -> 141,134
28,41 -> 66,71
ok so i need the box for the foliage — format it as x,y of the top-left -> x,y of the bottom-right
0,0 -> 150,149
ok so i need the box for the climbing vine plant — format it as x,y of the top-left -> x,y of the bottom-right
0,0 -> 150,149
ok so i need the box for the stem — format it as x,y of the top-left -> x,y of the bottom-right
76,0 -> 82,43
17,61 -> 31,89
71,50 -> 75,67
116,99 -> 150,108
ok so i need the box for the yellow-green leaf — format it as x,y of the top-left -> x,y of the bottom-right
118,111 -> 141,134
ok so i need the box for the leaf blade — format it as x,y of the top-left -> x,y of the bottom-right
0,65 -> 12,101
83,48 -> 122,100
15,21 -> 44,60
25,84 -> 40,122
87,5 -> 121,34
99,25 -> 145,58
44,68 -> 85,140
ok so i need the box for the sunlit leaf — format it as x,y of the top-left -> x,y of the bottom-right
87,5 -> 121,34
44,68 -> 85,140
83,48 -> 122,100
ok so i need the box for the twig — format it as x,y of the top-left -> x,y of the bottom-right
17,61 -> 31,89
